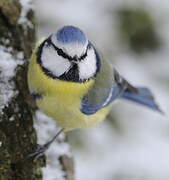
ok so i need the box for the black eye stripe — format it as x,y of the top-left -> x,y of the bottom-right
46,37 -> 90,62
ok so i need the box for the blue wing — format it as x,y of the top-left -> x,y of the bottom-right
81,82 -> 124,115
121,87 -> 163,113
81,65 -> 162,115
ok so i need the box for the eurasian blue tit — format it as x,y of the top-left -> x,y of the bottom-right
28,26 -> 162,156
28,25 -> 161,132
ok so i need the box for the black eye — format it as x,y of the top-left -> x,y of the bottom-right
57,48 -> 63,56
79,43 -> 90,61
80,52 -> 87,60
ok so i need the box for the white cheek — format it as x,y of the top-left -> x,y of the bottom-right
41,45 -> 71,77
78,49 -> 97,80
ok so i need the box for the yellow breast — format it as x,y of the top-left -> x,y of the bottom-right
28,47 -> 110,131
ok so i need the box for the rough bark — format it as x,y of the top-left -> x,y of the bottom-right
0,0 -> 74,180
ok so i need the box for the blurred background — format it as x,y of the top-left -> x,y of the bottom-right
36,0 -> 169,179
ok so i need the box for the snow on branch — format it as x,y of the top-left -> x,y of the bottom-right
0,46 -> 23,113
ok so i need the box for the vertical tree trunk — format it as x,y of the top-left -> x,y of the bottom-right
0,1 -> 74,179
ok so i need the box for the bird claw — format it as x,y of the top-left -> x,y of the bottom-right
28,128 -> 64,159
28,143 -> 50,158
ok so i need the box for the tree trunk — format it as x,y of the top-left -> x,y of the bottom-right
0,1 -> 74,179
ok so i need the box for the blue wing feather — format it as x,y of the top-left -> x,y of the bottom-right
81,83 -> 124,115
81,68 -> 162,115
122,87 -> 163,113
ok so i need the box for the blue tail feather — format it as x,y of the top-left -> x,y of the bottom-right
122,87 -> 163,114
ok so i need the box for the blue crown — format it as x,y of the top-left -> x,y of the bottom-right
56,26 -> 87,45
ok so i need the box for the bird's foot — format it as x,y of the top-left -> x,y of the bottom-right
28,128 -> 64,159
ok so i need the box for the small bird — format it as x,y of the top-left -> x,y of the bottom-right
28,25 -> 162,157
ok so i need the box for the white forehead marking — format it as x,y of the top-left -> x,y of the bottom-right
41,43 -> 71,77
78,48 -> 97,80
51,34 -> 88,58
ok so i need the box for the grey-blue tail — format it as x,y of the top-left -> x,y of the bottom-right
122,87 -> 163,114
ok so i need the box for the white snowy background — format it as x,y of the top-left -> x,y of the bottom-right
35,0 -> 169,179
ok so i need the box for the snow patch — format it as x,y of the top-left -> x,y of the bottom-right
9,116 -> 15,121
34,110 -> 71,180
0,45 -> 23,113
18,0 -> 34,28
